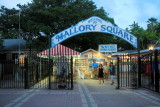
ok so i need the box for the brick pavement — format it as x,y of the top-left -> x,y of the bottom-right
0,79 -> 160,107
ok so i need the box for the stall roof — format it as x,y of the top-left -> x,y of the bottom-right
139,47 -> 160,53
80,49 -> 106,57
80,49 -> 98,55
112,50 -> 136,56
37,44 -> 80,56
112,46 -> 160,56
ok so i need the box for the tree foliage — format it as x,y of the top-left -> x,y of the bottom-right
0,0 -> 116,52
128,18 -> 160,50
0,0 -> 160,52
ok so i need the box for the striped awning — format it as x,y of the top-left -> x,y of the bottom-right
37,44 -> 80,56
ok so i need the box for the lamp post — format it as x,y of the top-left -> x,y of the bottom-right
148,45 -> 154,86
147,42 -> 159,92
18,11 -> 21,55
154,49 -> 159,92
147,43 -> 159,92
137,37 -> 141,88
8,11 -> 21,55
39,32 -> 54,89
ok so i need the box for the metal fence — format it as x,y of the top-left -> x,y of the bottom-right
117,53 -> 138,88
1,49 -> 158,92
50,55 -> 73,90
0,55 -> 73,90
141,49 -> 159,92
26,56 -> 49,89
0,60 -> 25,88
0,56 -> 49,89
28,55 -> 73,90
117,49 -> 159,93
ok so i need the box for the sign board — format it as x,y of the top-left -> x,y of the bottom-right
99,44 -> 117,52
88,58 -> 104,62
51,16 -> 137,48
92,63 -> 99,68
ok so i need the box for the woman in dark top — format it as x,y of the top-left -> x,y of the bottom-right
98,64 -> 104,84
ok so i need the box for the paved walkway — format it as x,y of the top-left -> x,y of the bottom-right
0,79 -> 160,107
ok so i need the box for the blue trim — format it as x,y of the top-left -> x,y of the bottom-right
51,16 -> 138,48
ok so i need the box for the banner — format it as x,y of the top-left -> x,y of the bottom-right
51,16 -> 137,48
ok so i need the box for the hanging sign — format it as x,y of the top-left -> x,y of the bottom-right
51,16 -> 137,48
99,44 -> 117,52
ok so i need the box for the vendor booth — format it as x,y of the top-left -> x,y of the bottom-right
74,49 -> 107,79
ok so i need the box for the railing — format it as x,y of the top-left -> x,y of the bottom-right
0,60 -> 25,88
141,50 -> 159,92
0,55 -> 73,90
117,54 -> 138,88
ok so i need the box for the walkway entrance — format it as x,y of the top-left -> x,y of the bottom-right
1,16 -> 159,92
50,16 -> 140,90
0,16 -> 139,90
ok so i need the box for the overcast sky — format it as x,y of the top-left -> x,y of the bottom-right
0,0 -> 160,29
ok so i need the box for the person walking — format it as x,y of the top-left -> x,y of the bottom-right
103,62 -> 109,80
98,64 -> 104,84
92,60 -> 99,78
109,62 -> 115,85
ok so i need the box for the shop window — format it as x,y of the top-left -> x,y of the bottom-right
75,59 -> 88,67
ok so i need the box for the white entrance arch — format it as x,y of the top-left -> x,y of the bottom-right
51,16 -> 137,48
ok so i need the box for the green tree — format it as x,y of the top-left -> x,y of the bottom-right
155,22 -> 160,46
0,6 -> 20,39
0,0 -> 116,52
128,21 -> 146,49
147,17 -> 158,32
128,18 -> 160,50
146,17 -> 160,43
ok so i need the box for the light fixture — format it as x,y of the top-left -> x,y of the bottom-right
19,54 -> 26,67
107,53 -> 112,58
97,53 -> 101,57
39,32 -> 47,36
148,44 -> 155,51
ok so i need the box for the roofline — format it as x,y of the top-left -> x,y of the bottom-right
80,48 -> 106,57
112,46 -> 160,56
80,49 -> 98,55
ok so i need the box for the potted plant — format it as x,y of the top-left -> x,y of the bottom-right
58,66 -> 67,89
